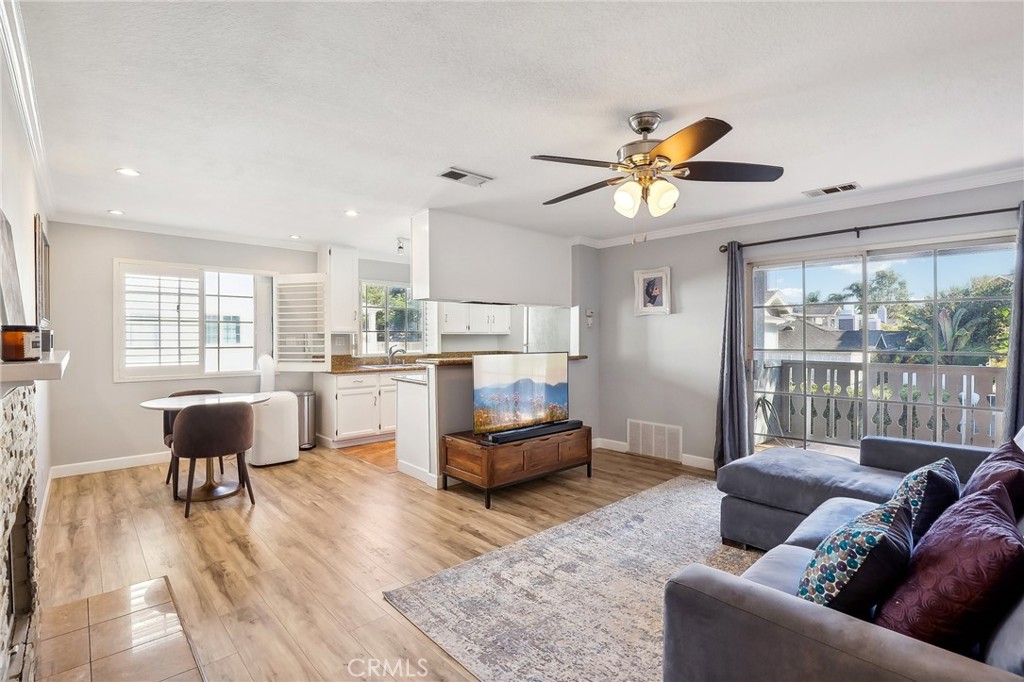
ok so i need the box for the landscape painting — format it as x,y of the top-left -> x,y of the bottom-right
473,353 -> 569,435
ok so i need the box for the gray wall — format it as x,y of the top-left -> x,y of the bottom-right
48,222 -> 317,466
596,182 -> 1023,462
359,258 -> 409,283
569,245 -> 601,433
2,46 -> 51,516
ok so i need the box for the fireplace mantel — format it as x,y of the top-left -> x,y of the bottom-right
0,351 -> 70,397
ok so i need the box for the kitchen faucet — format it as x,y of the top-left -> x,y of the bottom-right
387,346 -> 407,364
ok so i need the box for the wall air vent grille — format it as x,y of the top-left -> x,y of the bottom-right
626,419 -> 683,461
802,181 -> 862,198
437,167 -> 493,187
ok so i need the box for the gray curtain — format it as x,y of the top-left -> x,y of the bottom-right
714,241 -> 751,469
1005,202 -> 1024,441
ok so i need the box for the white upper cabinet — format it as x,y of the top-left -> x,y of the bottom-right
318,246 -> 359,333
468,305 -> 490,334
439,303 -> 510,335
440,302 -> 470,334
489,305 -> 512,334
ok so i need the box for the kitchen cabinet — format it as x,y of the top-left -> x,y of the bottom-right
313,370 -> 425,446
318,246 -> 359,333
379,384 -> 397,432
439,303 -> 511,335
337,388 -> 379,439
440,303 -> 470,334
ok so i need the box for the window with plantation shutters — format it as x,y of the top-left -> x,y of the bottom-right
273,273 -> 329,372
114,259 -> 275,381
117,263 -> 202,378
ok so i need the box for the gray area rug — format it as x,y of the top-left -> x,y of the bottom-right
384,473 -> 761,682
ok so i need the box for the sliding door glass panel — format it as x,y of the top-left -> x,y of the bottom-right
752,264 -> 803,307
866,251 -> 934,304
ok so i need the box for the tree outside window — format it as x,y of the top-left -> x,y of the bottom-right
360,282 -> 423,355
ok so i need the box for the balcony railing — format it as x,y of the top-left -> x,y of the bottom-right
755,359 -> 1006,449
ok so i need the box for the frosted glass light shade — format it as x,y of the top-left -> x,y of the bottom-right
647,179 -> 679,217
613,181 -> 642,218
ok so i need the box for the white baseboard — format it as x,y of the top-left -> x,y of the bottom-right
397,460 -> 442,489
592,438 -> 714,472
593,438 -> 627,452
679,454 -> 715,472
49,450 -> 170,479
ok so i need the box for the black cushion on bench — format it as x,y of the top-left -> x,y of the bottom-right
718,448 -> 904,516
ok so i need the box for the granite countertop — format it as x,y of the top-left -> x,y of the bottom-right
329,365 -> 425,375
415,354 -> 589,366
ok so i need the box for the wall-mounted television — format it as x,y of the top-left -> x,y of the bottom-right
472,352 -> 569,435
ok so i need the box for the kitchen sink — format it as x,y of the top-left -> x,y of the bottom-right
359,364 -> 415,370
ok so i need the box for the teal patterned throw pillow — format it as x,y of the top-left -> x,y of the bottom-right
797,499 -> 913,616
890,458 -> 960,542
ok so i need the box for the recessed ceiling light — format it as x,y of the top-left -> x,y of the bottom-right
344,210 -> 359,217
107,209 -> 124,216
115,168 -> 141,177
289,234 -> 301,240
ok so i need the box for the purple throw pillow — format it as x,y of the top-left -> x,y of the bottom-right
874,482 -> 1024,654
963,440 -> 1024,518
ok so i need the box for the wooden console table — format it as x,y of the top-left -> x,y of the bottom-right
441,426 -> 592,508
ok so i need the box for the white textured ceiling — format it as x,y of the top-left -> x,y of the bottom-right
21,2 -> 1024,255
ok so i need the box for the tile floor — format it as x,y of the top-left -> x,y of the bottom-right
36,577 -> 202,682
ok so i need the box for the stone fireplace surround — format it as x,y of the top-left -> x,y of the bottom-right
0,386 -> 39,682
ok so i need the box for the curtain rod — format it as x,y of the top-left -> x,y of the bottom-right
717,206 -> 1019,253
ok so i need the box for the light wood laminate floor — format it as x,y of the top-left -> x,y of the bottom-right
38,446 -> 692,681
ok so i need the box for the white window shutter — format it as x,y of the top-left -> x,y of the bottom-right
273,273 -> 329,372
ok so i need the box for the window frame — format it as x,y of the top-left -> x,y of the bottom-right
748,236 -> 1015,451
113,258 -> 273,383
358,280 -> 423,357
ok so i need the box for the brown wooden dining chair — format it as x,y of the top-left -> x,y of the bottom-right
163,389 -> 224,496
171,402 -> 255,518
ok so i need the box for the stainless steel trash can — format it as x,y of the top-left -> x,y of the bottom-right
295,390 -> 315,449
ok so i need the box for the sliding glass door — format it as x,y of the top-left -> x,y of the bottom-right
751,240 -> 1014,455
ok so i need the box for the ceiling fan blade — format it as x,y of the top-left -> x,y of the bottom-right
672,161 -> 784,182
648,118 -> 732,165
532,155 -> 626,171
542,177 -> 627,205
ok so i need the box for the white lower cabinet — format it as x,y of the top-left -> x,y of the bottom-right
336,388 -> 379,439
314,371 -> 423,445
379,385 -> 397,432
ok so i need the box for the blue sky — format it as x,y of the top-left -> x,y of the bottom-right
756,244 -> 1015,305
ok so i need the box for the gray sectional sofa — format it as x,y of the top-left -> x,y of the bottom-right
663,437 -> 1024,681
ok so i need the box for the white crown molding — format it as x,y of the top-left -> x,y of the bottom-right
578,167 -> 1024,249
0,0 -> 56,215
568,236 -> 602,248
52,212 -> 321,252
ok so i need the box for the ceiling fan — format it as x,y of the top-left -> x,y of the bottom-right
532,112 -> 783,218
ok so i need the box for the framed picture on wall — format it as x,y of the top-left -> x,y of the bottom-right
634,266 -> 670,315
34,213 -> 50,328
0,209 -> 26,325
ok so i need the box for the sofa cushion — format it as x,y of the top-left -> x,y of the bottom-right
785,497 -> 876,550
797,499 -> 913,617
983,512 -> 1024,675
717,448 -> 904,516
875,482 -> 1024,655
963,439 -> 1024,518
890,458 -> 960,542
741,544 -> 814,595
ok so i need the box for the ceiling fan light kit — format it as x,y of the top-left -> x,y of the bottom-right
613,181 -> 642,218
533,111 -> 783,220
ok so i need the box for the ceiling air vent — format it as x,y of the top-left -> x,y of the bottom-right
803,181 -> 861,198
437,167 -> 493,188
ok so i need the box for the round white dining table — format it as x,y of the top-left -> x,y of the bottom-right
140,392 -> 271,501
